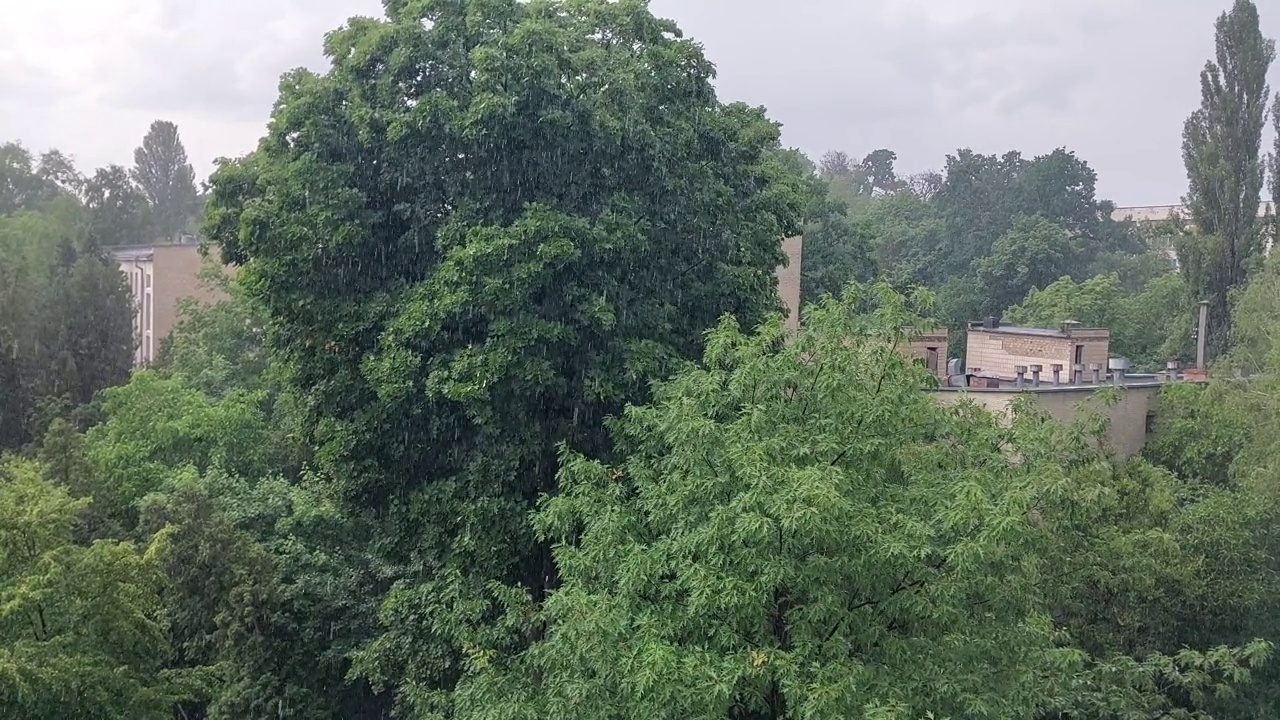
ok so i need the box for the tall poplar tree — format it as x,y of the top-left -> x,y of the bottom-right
1180,0 -> 1275,358
132,120 -> 197,240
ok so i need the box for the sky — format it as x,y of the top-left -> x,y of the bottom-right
3,0 -> 1279,207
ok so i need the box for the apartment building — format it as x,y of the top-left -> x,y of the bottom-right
111,240 -> 229,366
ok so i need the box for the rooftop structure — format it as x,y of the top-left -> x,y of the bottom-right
900,328 -> 949,380
962,318 -> 1109,382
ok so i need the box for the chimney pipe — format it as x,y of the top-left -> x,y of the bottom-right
1108,357 -> 1129,385
1072,363 -> 1084,385
984,316 -> 998,330
1029,364 -> 1042,387
1051,363 -> 1063,386
1089,363 -> 1102,384
1196,300 -> 1209,369
1015,365 -> 1027,388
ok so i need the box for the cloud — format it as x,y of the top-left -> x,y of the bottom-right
1,0 -> 1278,204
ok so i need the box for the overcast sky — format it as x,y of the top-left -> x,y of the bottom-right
4,0 -> 1279,206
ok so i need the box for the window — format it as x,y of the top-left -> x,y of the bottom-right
1074,345 -> 1084,366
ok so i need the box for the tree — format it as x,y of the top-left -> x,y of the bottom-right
85,165 -> 155,247
1004,272 -> 1192,371
0,198 -> 134,450
0,456 -> 186,719
204,0 -> 806,711
932,148 -> 1132,283
0,143 -> 77,213
1180,0 -> 1276,359
975,214 -> 1075,314
860,148 -> 902,195
452,284 -> 1267,719
133,120 -> 197,239
1270,92 -> 1280,248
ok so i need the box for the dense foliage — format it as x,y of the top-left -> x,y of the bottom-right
6,1 -> 1280,719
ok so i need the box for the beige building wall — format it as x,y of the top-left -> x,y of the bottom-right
965,328 -> 1109,379
900,329 -> 949,379
776,235 -> 803,333
113,243 -> 231,366
934,383 -> 1163,459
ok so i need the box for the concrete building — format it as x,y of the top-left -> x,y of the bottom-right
933,374 -> 1172,459
901,328 -> 950,380
1110,201 -> 1275,224
936,314 -> 1209,458
1112,202 -> 1276,262
963,320 -> 1110,382
111,241 -> 229,366
776,235 -> 803,333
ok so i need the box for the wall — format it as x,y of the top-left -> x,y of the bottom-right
776,236 -> 803,333
900,330 -> 949,379
151,245 -> 229,354
933,383 -> 1163,459
113,243 -> 232,367
965,328 -> 1109,379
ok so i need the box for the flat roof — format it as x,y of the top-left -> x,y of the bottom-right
935,373 -> 1189,393
968,325 -> 1107,338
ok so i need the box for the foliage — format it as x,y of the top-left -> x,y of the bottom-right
1004,271 -> 1192,371
453,284 -> 1268,720
133,120 -> 198,240
0,198 -> 134,450
204,0 -> 808,710
975,214 -> 1076,314
1180,0 -> 1276,359
0,457 -> 186,719
84,164 -> 156,247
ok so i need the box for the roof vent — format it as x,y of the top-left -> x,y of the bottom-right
983,316 -> 999,330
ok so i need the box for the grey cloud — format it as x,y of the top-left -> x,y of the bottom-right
106,0 -> 381,122
70,0 -> 1280,204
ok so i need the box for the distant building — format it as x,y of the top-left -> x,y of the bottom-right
776,236 -> 803,333
1112,201 -> 1276,262
111,240 -> 229,366
1110,201 -> 1274,224
900,328 -> 949,380
963,319 -> 1110,381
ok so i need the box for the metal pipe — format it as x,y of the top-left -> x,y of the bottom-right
1196,300 -> 1210,369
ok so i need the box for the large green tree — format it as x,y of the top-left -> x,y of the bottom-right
204,0 -> 805,711
0,457 -> 185,719
1180,0 -> 1275,359
0,198 -> 135,450
452,284 -> 1266,719
133,120 -> 198,240
85,164 -> 156,247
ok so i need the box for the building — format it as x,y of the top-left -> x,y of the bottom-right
901,328 -> 950,380
962,320 -> 1110,382
1112,202 -> 1276,262
933,373 -> 1173,459
933,315 -> 1209,458
776,235 -> 803,333
111,241 -> 229,366
1110,201 -> 1275,224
